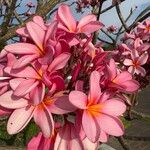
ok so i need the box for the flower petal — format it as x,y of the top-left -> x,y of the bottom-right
82,110 -> 100,142
114,71 -> 132,84
69,91 -> 87,109
123,59 -> 133,66
57,4 -> 76,32
49,95 -> 77,114
5,66 -> 38,79
0,91 -> 28,109
7,105 -> 34,134
13,79 -> 39,97
99,130 -> 108,143
33,16 -> 47,30
26,22 -> 45,51
89,71 -> 101,103
78,21 -> 104,34
34,105 -> 54,138
137,52 -> 148,65
12,54 -> 39,69
135,66 -> 146,76
97,114 -> 124,136
48,53 -> 70,72
101,99 -> 126,116
77,15 -> 96,29
4,43 -> 39,54
107,59 -> 117,81
120,80 -> 139,93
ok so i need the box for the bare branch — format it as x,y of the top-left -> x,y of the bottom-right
115,2 -> 128,31
1,0 -> 17,35
117,136 -> 131,150
124,135 -> 150,141
0,0 -> 59,44
131,110 -> 150,120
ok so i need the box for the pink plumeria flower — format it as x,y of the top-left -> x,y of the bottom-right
107,25 -> 117,32
123,50 -> 148,76
69,71 -> 126,142
137,20 -> 150,34
4,17 -> 58,68
56,4 -> 104,34
5,53 -> 70,97
27,123 -> 61,150
106,59 -> 139,93
26,2 -> 35,7
27,121 -> 98,150
27,131 -> 56,150
27,132 -> 55,150
54,121 -> 98,150
0,85 -> 76,137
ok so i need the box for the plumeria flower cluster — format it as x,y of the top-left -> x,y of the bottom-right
113,20 -> 150,87
76,0 -> 121,13
0,4 -> 140,150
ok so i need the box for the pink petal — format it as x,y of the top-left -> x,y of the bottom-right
69,91 -> 87,109
107,59 -> 117,81
6,53 -> 17,67
12,54 -> 39,69
27,132 -> 43,150
131,49 -> 139,60
114,71 -> 132,84
128,66 -> 135,74
49,95 -> 77,114
0,49 -> 7,59
75,112 -> 86,140
44,21 -> 58,45
26,21 -> 45,51
54,125 -> 69,150
135,66 -> 146,76
7,105 -> 34,134
77,15 -> 97,29
48,53 -> 70,72
33,16 -> 47,30
16,27 -> 29,37
57,4 -> 76,32
120,80 -> 139,93
5,43 -> 39,54
82,110 -> 100,142
89,71 -> 101,103
9,78 -> 27,90
34,105 -> 54,138
82,137 -> 99,149
123,59 -> 133,66
137,52 -> 148,65
0,91 -> 28,109
78,21 -> 104,34
70,124 -> 84,149
99,92 -> 111,103
4,66 -> 38,79
13,79 -> 39,97
99,130 -> 108,143
101,99 -> 126,116
97,114 -> 124,136
0,106 -> 12,116
50,75 -> 65,91
30,83 -> 45,105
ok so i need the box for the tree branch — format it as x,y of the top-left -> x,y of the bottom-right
0,0 -> 59,44
115,2 -> 128,31
124,135 -> 150,141
117,136 -> 131,150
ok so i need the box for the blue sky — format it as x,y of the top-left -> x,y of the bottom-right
18,0 -> 150,27
5,0 -> 150,43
